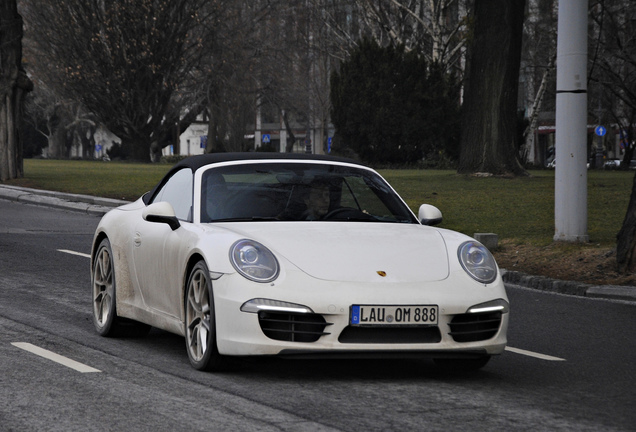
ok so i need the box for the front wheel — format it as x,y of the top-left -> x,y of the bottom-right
185,261 -> 225,371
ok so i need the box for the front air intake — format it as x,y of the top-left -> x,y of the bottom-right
448,312 -> 502,342
258,311 -> 331,342
338,326 -> 441,344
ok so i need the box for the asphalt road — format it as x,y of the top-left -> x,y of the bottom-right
0,199 -> 635,431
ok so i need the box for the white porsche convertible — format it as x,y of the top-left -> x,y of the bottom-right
91,153 -> 509,371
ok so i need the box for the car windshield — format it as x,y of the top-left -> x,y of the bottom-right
200,162 -> 418,224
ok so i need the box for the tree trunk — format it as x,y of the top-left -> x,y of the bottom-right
617,170 -> 636,273
206,103 -> 226,153
124,139 -> 152,161
282,110 -> 296,153
47,115 -> 68,159
619,124 -> 635,171
0,1 -> 32,181
458,0 -> 527,176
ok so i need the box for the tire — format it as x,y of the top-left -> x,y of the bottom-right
185,260 -> 225,371
433,356 -> 491,372
92,238 -> 150,337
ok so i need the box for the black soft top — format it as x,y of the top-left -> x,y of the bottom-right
172,152 -> 362,172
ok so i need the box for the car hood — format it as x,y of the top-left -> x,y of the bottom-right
219,222 -> 450,283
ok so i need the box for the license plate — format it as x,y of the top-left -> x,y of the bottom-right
350,305 -> 438,326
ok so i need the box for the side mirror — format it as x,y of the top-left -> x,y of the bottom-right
418,204 -> 443,226
143,201 -> 181,231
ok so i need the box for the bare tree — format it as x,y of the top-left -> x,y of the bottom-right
520,0 -> 558,165
23,81 -> 96,159
260,1 -> 330,153
589,0 -> 636,168
588,0 -> 636,272
313,0 -> 469,73
0,0 -> 32,180
202,0 -> 335,154
22,0 -> 218,161
201,0 -> 272,153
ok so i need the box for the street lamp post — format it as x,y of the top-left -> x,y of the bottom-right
554,0 -> 589,242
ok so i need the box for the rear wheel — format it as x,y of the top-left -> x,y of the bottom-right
92,238 -> 150,337
185,260 -> 225,371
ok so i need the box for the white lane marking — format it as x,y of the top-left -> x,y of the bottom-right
506,346 -> 566,361
58,249 -> 91,259
11,342 -> 101,373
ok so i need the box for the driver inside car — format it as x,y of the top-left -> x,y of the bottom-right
302,182 -> 331,220
279,179 -> 333,221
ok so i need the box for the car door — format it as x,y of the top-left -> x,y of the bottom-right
132,167 -> 194,319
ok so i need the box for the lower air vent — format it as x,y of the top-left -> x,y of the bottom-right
449,312 -> 502,342
338,326 -> 441,344
258,311 -> 331,342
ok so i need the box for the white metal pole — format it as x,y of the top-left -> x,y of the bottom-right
554,0 -> 589,242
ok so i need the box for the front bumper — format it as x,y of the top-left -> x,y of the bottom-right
212,270 -> 509,358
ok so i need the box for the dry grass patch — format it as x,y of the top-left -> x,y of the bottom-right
494,239 -> 636,287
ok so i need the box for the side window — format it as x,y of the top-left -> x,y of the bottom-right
152,168 -> 193,221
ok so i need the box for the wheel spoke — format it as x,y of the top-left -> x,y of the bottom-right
187,294 -> 199,315
201,314 -> 211,332
97,293 -> 111,323
199,325 -> 208,355
101,251 -> 110,273
192,326 -> 200,357
193,274 -> 203,304
187,316 -> 200,332
95,292 -> 104,320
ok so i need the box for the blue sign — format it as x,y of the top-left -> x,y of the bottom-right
328,137 -> 332,153
262,134 -> 271,143
95,144 -> 102,152
595,126 -> 606,137
200,135 -> 207,148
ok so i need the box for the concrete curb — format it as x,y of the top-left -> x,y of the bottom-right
1,184 -> 635,303
501,269 -> 636,303
0,185 -> 129,216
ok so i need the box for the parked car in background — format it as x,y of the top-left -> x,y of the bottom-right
91,153 -> 509,372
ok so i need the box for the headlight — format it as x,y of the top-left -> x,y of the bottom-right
458,241 -> 498,284
230,239 -> 279,283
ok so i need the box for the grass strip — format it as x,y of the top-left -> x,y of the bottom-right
3,159 -> 632,247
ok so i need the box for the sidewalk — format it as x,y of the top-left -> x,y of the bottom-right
1,184 -> 635,303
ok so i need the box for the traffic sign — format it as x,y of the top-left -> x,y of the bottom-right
262,134 -> 271,143
595,126 -> 606,137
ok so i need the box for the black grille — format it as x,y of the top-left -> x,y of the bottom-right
338,326 -> 441,344
448,312 -> 502,342
258,311 -> 331,342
